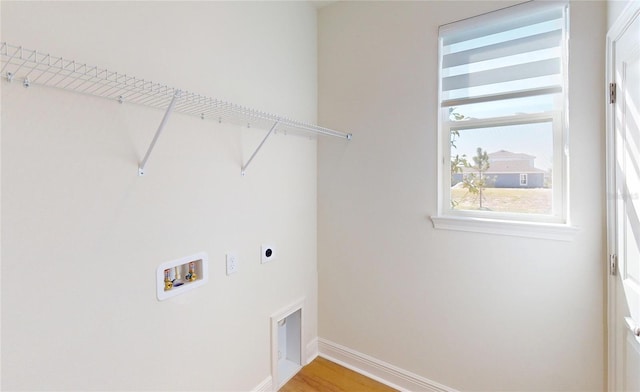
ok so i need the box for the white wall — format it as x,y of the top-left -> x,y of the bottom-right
318,1 -> 606,390
1,2 -> 319,390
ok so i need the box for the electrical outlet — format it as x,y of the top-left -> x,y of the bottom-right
226,252 -> 238,275
261,244 -> 276,264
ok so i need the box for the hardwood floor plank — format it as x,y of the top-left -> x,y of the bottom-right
279,357 -> 398,392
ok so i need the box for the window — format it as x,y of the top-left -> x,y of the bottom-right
520,173 -> 528,186
432,1 -> 577,240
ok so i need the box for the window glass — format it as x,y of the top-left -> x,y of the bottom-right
450,121 -> 553,215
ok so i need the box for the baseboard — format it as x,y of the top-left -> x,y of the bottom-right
306,337 -> 319,365
253,375 -> 272,392
318,338 -> 458,392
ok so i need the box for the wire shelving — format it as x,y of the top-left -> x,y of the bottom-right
0,42 -> 352,175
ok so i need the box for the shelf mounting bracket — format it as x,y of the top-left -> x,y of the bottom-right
138,90 -> 182,176
241,119 -> 280,176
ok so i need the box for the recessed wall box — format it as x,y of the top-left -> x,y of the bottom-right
156,252 -> 209,301
271,300 -> 304,389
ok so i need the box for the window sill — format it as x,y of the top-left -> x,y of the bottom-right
430,215 -> 579,241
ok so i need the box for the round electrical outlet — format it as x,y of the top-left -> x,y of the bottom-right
261,244 -> 276,263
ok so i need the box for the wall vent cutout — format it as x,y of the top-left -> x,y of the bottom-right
271,299 -> 304,390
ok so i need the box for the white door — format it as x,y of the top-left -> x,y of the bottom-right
608,3 -> 640,391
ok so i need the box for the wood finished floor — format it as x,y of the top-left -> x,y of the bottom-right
279,357 -> 398,392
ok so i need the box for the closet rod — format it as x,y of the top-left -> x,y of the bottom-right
1,42 -> 352,173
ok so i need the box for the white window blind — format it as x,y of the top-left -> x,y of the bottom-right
439,1 -> 568,108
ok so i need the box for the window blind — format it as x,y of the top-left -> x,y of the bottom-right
439,1 -> 568,108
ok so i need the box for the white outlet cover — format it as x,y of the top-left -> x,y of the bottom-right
226,252 -> 238,275
261,244 -> 276,264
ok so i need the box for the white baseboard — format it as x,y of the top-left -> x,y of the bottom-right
253,376 -> 272,392
318,338 -> 458,392
306,337 -> 319,365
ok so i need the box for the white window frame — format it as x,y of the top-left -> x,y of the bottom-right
431,1 -> 578,241
520,173 -> 528,186
440,112 -> 565,223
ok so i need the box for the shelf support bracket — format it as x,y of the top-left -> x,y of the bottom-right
138,90 -> 182,176
241,119 -> 280,176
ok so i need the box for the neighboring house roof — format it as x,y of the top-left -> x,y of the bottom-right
485,160 -> 547,174
488,150 -> 536,161
457,150 -> 547,174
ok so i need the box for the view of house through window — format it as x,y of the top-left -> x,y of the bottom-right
449,119 -> 554,215
439,1 -> 568,223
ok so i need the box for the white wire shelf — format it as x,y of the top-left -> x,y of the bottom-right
0,42 -> 352,175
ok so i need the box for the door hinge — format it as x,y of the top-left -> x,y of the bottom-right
610,83 -> 617,104
609,254 -> 617,275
